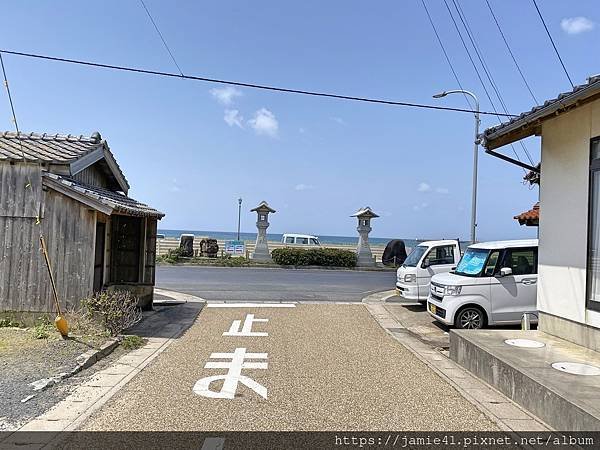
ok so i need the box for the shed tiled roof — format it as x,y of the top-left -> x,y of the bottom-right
44,173 -> 164,218
514,202 -> 539,226
0,131 -> 102,162
0,131 -> 129,192
482,75 -> 600,148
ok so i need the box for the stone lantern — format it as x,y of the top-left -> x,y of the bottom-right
351,206 -> 379,267
251,201 -> 276,261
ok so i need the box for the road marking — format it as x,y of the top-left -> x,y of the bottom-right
205,303 -> 296,308
223,314 -> 268,337
193,348 -> 268,399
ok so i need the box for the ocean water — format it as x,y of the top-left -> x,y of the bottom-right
158,229 -> 433,248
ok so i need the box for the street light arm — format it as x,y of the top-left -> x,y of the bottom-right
432,88 -> 479,244
438,89 -> 479,113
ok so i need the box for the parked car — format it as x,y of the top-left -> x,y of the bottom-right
395,240 -> 462,303
282,234 -> 322,247
427,239 -> 538,329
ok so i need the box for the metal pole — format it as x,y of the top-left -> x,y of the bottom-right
471,101 -> 480,244
237,198 -> 242,241
433,89 -> 479,243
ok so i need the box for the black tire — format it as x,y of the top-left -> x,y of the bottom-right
454,306 -> 486,329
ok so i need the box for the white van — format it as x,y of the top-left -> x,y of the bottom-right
395,240 -> 462,303
282,234 -> 322,247
427,239 -> 538,329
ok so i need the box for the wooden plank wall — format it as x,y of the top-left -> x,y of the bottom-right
0,165 -> 96,312
0,162 -> 42,218
72,164 -> 110,188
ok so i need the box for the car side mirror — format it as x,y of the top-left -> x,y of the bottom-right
499,267 -> 513,277
421,261 -> 430,269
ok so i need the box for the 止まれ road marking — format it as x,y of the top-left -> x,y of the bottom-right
193,348 -> 268,399
223,314 -> 268,337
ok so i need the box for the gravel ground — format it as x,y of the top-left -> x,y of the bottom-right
0,327 -> 116,431
80,304 -> 497,431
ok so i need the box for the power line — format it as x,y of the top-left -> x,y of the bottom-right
441,0 -> 528,170
419,0 -> 473,110
0,52 -> 39,223
0,49 -> 516,117
139,0 -> 184,76
0,53 -> 26,163
451,0 -> 534,165
531,0 -> 574,88
485,0 -> 538,104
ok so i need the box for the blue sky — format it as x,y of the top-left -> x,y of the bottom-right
0,1 -> 598,240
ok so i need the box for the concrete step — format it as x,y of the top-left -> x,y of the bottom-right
450,328 -> 600,430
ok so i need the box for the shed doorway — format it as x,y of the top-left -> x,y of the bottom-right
93,222 -> 106,292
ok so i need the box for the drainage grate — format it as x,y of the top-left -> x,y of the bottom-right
504,339 -> 545,348
551,362 -> 600,376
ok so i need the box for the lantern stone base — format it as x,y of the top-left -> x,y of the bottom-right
251,252 -> 272,262
356,253 -> 376,267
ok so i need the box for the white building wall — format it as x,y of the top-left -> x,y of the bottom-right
538,100 -> 600,328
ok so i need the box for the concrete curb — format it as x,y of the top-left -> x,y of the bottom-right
27,338 -> 120,394
362,291 -> 553,433
2,302 -> 203,446
157,262 -> 396,272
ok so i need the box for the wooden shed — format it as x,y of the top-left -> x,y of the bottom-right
0,131 -> 164,312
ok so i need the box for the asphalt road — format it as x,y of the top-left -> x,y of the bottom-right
156,266 -> 395,302
79,304 -> 496,434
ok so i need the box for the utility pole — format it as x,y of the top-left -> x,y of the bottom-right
433,89 -> 480,243
237,198 -> 242,241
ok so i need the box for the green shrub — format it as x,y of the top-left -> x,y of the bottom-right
81,291 -> 142,336
157,247 -> 184,264
213,255 -> 250,267
121,335 -> 146,350
271,248 -> 357,267
0,318 -> 22,328
32,323 -> 53,339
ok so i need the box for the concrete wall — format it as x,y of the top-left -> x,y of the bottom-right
538,99 -> 600,330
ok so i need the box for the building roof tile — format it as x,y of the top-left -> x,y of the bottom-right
514,202 -> 539,226
44,173 -> 164,218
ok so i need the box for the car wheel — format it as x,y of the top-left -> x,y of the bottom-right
455,306 -> 485,329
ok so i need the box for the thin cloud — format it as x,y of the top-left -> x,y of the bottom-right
413,202 -> 429,211
295,183 -> 315,191
224,109 -> 244,128
210,86 -> 243,105
417,182 -> 432,192
331,116 -> 346,126
169,178 -> 182,193
248,108 -> 279,137
435,187 -> 449,194
561,17 -> 594,35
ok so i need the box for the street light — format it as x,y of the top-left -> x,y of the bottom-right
237,198 -> 243,241
433,89 -> 480,244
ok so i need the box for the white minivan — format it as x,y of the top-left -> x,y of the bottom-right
282,234 -> 322,247
395,240 -> 462,303
427,239 -> 538,329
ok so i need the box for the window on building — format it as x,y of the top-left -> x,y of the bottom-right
587,138 -> 600,311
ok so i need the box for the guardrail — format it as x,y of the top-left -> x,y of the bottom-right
156,237 -> 388,263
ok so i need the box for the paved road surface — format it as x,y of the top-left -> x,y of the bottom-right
79,303 -> 495,434
156,266 -> 395,302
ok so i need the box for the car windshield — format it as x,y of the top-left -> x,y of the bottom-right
455,248 -> 491,277
403,246 -> 428,267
